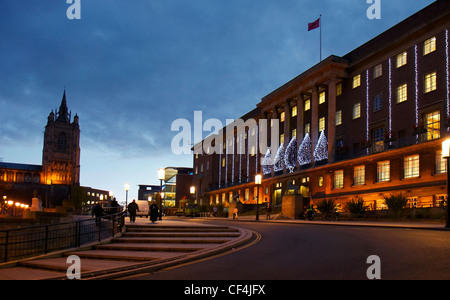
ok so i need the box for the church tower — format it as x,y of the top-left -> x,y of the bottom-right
42,90 -> 81,187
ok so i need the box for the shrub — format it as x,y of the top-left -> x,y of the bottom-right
345,197 -> 367,217
316,199 -> 337,215
383,193 -> 408,218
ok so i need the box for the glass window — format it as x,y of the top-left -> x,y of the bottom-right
404,155 -> 420,179
334,170 -> 344,189
280,112 -> 285,123
319,117 -> 326,132
354,166 -> 365,186
424,36 -> 436,56
424,72 -> 437,93
396,51 -> 407,68
377,161 -> 390,182
305,123 -> 311,134
353,103 -> 361,119
336,83 -> 342,96
305,99 -> 311,111
319,91 -> 326,104
436,151 -> 447,174
336,110 -> 342,126
397,84 -> 408,103
425,111 -> 440,140
374,64 -> 382,78
372,128 -> 385,153
352,75 -> 361,89
292,106 -> 298,117
373,94 -> 383,112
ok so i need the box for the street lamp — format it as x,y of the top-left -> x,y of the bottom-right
124,183 -> 130,216
190,186 -> 196,204
255,174 -> 262,221
158,168 -> 165,221
441,139 -> 450,228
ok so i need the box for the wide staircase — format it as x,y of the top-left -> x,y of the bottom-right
0,222 -> 252,280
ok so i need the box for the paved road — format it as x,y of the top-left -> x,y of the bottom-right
123,219 -> 450,280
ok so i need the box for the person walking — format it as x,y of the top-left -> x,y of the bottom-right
233,207 -> 239,220
92,202 -> 104,226
149,200 -> 159,223
265,202 -> 272,220
127,199 -> 139,223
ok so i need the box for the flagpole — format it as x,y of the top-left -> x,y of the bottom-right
319,14 -> 322,62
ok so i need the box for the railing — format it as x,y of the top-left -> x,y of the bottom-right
0,210 -> 125,263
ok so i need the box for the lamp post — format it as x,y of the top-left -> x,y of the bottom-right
441,139 -> 450,228
190,186 -> 196,204
255,174 -> 262,221
124,183 -> 129,216
158,168 -> 165,221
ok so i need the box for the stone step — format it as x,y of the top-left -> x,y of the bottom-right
95,242 -> 214,252
126,227 -> 239,233
114,237 -> 232,244
122,232 -> 241,238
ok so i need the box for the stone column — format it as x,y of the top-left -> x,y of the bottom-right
328,78 -> 337,163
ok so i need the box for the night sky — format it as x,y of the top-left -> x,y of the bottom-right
0,0 -> 433,202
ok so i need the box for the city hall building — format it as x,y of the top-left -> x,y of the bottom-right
192,0 -> 450,212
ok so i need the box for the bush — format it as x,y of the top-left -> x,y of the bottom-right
316,199 -> 337,215
345,197 -> 367,217
383,193 -> 408,218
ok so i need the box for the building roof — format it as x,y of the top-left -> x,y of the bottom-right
0,162 -> 42,172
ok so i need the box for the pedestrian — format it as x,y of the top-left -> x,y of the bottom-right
149,200 -> 159,223
306,204 -> 315,221
92,202 -> 104,226
110,198 -> 119,214
266,202 -> 272,220
127,199 -> 139,223
213,206 -> 218,217
233,207 -> 239,220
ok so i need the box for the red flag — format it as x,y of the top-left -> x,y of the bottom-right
308,18 -> 320,31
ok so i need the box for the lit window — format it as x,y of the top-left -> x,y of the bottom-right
397,84 -> 407,103
334,170 -> 344,189
319,117 -> 326,132
425,111 -> 440,140
374,64 -> 382,78
336,110 -> 342,126
424,36 -> 436,56
291,129 -> 297,139
336,83 -> 342,96
292,106 -> 298,117
319,91 -> 326,104
305,99 -> 311,111
354,166 -> 365,186
424,72 -> 437,93
352,75 -> 361,89
353,103 -> 361,119
305,123 -> 311,134
377,161 -> 390,182
436,151 -> 447,174
280,134 -> 284,145
372,128 -> 385,153
404,155 -> 420,179
396,51 -> 407,68
280,112 -> 285,123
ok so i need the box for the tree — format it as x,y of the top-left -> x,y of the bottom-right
383,193 -> 408,218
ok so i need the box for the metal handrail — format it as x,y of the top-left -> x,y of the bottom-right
0,210 -> 125,263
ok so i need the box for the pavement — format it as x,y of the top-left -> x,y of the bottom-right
0,215 -> 447,280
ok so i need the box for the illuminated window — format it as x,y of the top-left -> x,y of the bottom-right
425,111 -> 440,140
372,127 -> 384,153
396,51 -> 407,68
374,64 -> 382,78
354,166 -> 365,186
336,83 -> 342,96
305,99 -> 311,111
352,75 -> 361,89
280,112 -> 285,123
222,158 -> 226,167
352,103 -> 361,119
304,123 -> 311,134
334,170 -> 344,189
292,106 -> 298,117
319,91 -> 326,104
424,72 -> 437,93
377,161 -> 390,182
397,84 -> 407,103
291,129 -> 297,139
280,134 -> 284,145
319,117 -> 326,132
436,151 -> 447,174
404,155 -> 420,179
424,36 -> 436,56
336,110 -> 342,126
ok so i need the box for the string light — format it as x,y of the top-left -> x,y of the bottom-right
415,44 -> 419,143
262,149 -> 272,175
388,58 -> 393,143
313,131 -> 328,162
446,29 -> 450,128
284,137 -> 297,173
297,133 -> 312,166
366,69 -> 370,155
218,143 -> 222,188
273,143 -> 285,172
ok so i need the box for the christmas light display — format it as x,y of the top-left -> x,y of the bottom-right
446,29 -> 450,127
388,58 -> 393,142
366,69 -> 370,155
273,143 -> 285,172
284,137 -> 297,173
262,149 -> 272,175
313,131 -> 328,162
298,133 -> 312,166
415,44 -> 419,143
